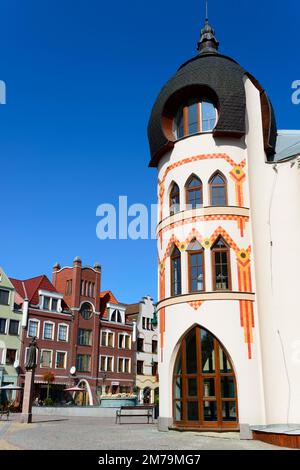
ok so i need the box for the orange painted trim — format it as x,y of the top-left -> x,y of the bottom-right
158,154 -> 247,224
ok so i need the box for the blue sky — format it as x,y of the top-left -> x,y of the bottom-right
0,0 -> 298,303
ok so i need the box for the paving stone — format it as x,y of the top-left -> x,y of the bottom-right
0,415 -> 288,450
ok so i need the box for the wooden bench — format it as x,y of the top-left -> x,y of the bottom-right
116,405 -> 154,424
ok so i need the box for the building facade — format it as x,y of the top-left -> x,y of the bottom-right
126,296 -> 159,404
147,16 -> 300,440
11,274 -> 73,403
99,291 -> 135,396
52,257 -> 102,404
53,259 -> 135,403
5,259 -> 137,406
0,267 -> 21,401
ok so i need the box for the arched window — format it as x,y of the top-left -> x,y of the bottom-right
174,98 -> 217,139
185,175 -> 203,209
80,302 -> 93,320
187,239 -> 205,292
111,309 -> 122,323
111,310 -> 116,322
211,237 -> 231,291
209,172 -> 227,206
173,326 -> 238,428
170,183 -> 180,215
170,246 -> 182,296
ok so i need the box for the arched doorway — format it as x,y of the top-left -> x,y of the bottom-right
173,326 -> 238,430
143,387 -> 151,404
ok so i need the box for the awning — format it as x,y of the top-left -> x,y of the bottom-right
64,386 -> 86,392
34,381 -> 68,385
0,384 -> 22,390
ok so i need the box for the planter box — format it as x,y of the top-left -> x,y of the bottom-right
100,397 -> 137,408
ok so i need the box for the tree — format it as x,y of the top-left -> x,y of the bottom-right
42,371 -> 55,400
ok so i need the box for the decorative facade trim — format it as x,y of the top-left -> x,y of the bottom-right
158,226 -> 254,359
157,208 -> 249,239
157,292 -> 255,310
158,153 -> 247,225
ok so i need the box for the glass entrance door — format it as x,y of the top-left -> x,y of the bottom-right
173,326 -> 238,429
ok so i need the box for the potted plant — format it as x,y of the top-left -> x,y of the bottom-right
43,397 -> 54,407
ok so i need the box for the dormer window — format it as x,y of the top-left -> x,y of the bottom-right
43,297 -> 50,310
111,309 -> 122,323
174,98 -> 217,139
39,290 -> 63,313
42,296 -> 58,312
107,303 -> 126,324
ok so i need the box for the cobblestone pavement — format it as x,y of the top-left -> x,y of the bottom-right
0,415 -> 286,450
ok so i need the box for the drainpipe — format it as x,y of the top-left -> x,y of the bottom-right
22,298 -> 29,328
132,321 -> 137,395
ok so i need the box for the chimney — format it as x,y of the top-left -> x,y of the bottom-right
52,261 -> 61,287
72,256 -> 82,308
94,262 -> 101,311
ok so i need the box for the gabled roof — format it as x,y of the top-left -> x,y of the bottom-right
0,267 -> 14,290
125,303 -> 141,325
100,290 -> 118,304
99,290 -> 119,318
125,303 -> 140,316
10,275 -> 58,306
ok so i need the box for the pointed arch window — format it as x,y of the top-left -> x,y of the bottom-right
170,183 -> 180,216
171,246 -> 182,296
185,175 -> 203,209
209,172 -> 227,206
211,237 -> 231,291
173,326 -> 238,428
187,239 -> 205,293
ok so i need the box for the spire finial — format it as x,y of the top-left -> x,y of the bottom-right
197,1 -> 219,55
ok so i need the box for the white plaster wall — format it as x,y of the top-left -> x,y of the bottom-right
156,126 -> 266,427
158,135 -> 251,224
136,297 -> 158,387
245,77 -> 300,424
156,77 -> 300,427
158,301 -> 265,425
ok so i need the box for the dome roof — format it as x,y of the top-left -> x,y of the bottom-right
147,21 -> 277,167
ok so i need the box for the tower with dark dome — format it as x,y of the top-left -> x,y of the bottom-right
148,12 -> 300,445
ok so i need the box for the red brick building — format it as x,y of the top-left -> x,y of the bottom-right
10,257 -> 136,406
10,275 -> 73,402
52,257 -> 101,404
52,258 -> 135,404
99,291 -> 135,395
